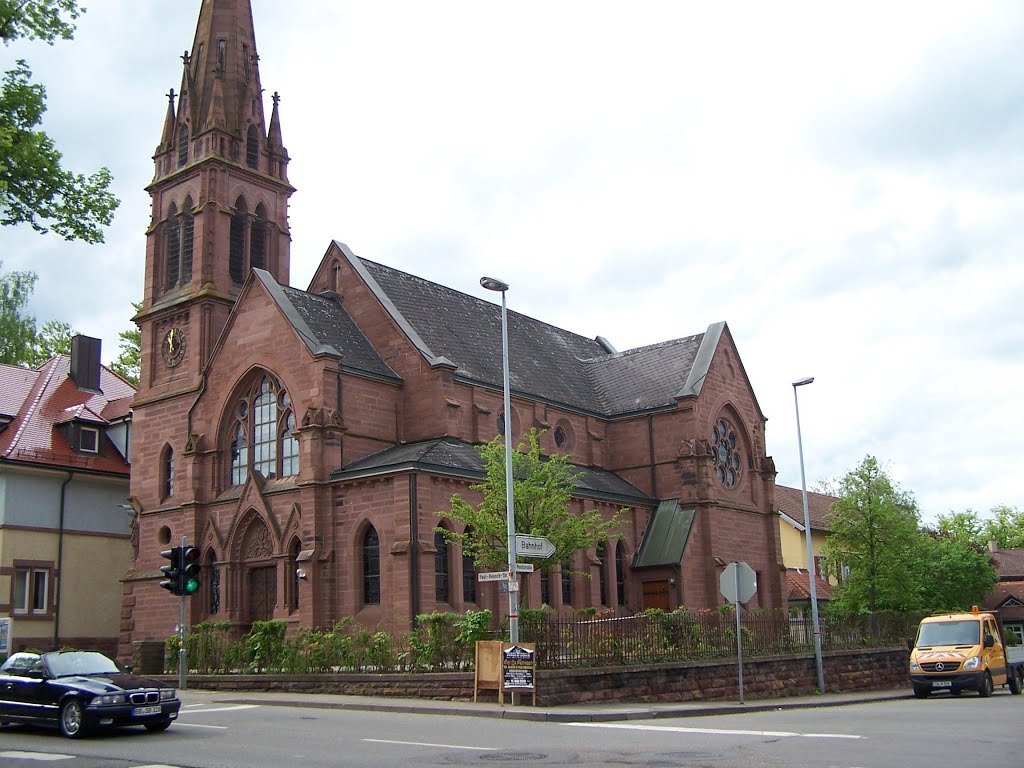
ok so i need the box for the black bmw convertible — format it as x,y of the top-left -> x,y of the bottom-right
0,650 -> 180,738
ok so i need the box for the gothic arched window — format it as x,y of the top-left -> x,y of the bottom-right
462,527 -> 476,604
434,529 -> 450,604
288,537 -> 301,612
206,550 -> 220,615
227,375 -> 297,485
597,542 -> 608,606
363,526 -> 380,605
228,195 -> 272,285
180,196 -> 194,283
161,445 -> 174,500
561,565 -> 572,607
615,545 -> 626,607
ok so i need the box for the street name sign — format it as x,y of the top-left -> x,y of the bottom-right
478,571 -> 510,582
513,562 -> 535,573
515,534 -> 556,559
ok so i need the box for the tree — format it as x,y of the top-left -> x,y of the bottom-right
822,456 -> 921,613
109,301 -> 140,386
910,531 -> 997,612
26,316 -> 73,365
438,429 -> 627,583
980,506 -> 1024,550
1,1 -> 119,242
0,258 -> 37,364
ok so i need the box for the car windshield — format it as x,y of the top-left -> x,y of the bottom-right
917,620 -> 981,647
44,651 -> 122,678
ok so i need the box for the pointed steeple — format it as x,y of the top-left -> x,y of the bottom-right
267,91 -> 290,182
158,89 -> 177,155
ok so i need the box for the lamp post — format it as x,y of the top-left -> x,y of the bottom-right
793,376 -> 825,693
481,276 -> 519,644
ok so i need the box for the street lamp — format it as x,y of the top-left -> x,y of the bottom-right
480,276 -> 519,644
793,376 -> 825,693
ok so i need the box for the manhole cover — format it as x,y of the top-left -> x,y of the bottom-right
480,752 -> 549,762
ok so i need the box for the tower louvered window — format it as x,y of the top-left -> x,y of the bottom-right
251,204 -> 267,270
165,203 -> 180,290
229,197 -> 248,283
180,196 -> 194,282
178,124 -> 189,167
246,124 -> 260,170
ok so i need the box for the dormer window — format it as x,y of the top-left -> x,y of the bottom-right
80,426 -> 99,454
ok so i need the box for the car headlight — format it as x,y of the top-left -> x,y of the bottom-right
963,656 -> 981,670
910,660 -> 920,672
160,688 -> 176,701
94,693 -> 126,706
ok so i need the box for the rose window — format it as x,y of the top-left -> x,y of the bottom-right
711,418 -> 741,487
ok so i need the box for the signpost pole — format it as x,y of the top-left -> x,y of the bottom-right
179,536 -> 187,691
734,567 -> 744,704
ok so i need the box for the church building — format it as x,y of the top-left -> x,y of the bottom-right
120,0 -> 785,656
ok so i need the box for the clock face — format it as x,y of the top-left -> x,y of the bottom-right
161,327 -> 186,367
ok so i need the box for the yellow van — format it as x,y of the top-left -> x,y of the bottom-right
909,607 -> 1024,698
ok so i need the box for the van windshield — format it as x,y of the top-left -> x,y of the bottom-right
917,620 -> 981,647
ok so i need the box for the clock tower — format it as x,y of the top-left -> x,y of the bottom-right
131,0 -> 294,512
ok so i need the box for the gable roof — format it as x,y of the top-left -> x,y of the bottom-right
776,484 -> 835,532
325,243 -> 724,417
786,569 -> 835,601
333,436 -> 654,506
0,356 -> 136,475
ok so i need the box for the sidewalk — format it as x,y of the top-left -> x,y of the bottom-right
179,686 -> 910,723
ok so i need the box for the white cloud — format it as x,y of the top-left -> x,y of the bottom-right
2,0 -> 1021,522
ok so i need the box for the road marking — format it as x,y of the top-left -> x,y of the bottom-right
0,753 -> 74,762
566,723 -> 864,739
184,704 -> 260,713
174,722 -> 228,730
363,738 -> 497,751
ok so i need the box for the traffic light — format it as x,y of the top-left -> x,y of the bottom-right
160,547 -> 183,596
181,545 -> 201,595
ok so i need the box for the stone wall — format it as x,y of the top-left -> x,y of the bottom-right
178,648 -> 909,705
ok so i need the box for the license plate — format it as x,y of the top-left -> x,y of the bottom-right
932,680 -> 952,688
133,705 -> 161,716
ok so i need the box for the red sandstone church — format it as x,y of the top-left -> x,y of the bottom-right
120,0 -> 786,655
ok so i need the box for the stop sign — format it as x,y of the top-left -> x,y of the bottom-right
720,561 -> 757,604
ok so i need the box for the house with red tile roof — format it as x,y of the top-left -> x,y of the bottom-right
0,336 -> 135,657
984,542 -> 1024,644
776,484 -> 837,617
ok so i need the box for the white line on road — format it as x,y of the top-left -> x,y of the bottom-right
174,722 -> 228,730
183,704 -> 260,713
363,738 -> 498,751
0,753 -> 74,761
566,722 -> 864,739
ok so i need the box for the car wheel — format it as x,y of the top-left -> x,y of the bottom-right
145,718 -> 172,732
59,699 -> 87,739
913,685 -> 930,699
1009,668 -> 1023,695
978,671 -> 993,698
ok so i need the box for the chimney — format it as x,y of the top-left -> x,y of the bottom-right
989,540 -> 1000,554
70,335 -> 102,392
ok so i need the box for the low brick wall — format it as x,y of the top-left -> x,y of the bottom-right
176,647 -> 909,705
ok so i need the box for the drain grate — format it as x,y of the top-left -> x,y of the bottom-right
480,752 -> 549,762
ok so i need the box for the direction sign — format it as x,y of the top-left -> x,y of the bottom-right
515,534 -> 556,559
478,571 -> 510,582
720,561 -> 757,604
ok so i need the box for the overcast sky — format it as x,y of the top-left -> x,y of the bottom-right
3,1 -> 1022,522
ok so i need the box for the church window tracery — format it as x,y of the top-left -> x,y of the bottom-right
227,375 -> 298,484
363,526 -> 380,605
229,195 -> 271,284
711,416 -> 742,488
163,197 -> 194,292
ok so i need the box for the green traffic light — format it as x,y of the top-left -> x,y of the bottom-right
184,578 -> 199,594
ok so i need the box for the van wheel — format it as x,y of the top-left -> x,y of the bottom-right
979,671 -> 993,698
1009,668 -> 1023,695
913,685 -> 930,699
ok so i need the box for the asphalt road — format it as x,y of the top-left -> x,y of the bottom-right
1,690 -> 1020,767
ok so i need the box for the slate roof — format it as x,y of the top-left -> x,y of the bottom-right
776,484 -> 835,532
0,356 -> 135,475
333,437 -> 654,505
991,548 -> 1024,580
351,252 -> 720,416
